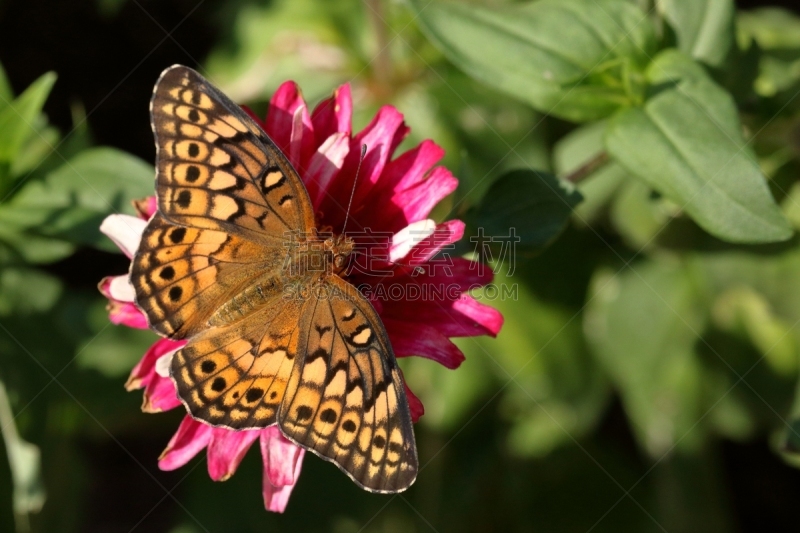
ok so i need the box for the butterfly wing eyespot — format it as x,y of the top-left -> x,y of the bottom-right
278,275 -> 418,493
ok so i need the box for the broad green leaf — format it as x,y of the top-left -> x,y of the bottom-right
610,179 -> 672,249
585,260 -> 707,456
606,50 -> 792,243
0,63 -> 13,103
0,147 -> 153,251
658,0 -> 735,67
0,72 -> 56,167
553,120 -> 628,223
738,7 -> 800,50
412,0 -> 657,122
711,286 -> 798,377
474,169 -> 582,250
0,229 -> 76,265
737,8 -> 800,98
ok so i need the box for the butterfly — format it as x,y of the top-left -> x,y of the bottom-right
131,65 -> 418,492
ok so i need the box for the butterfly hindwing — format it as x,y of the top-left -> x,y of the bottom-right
279,275 -> 418,493
170,288 -> 305,428
150,65 -> 316,243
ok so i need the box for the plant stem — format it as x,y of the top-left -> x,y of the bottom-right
365,0 -> 392,87
564,151 -> 610,184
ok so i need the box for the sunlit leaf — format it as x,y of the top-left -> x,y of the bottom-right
585,260 -> 708,456
606,50 -> 792,243
658,0 -> 735,67
0,72 -> 56,170
553,120 -> 628,224
412,0 -> 657,122
0,147 -> 153,251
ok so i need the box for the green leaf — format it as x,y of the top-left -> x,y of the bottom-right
657,0 -> 735,67
0,63 -> 14,103
606,50 -> 793,243
0,267 -> 62,316
585,260 -> 708,456
610,179 -> 672,249
711,286 -> 798,377
474,169 -> 582,250
0,381 -> 45,529
553,120 -> 628,223
0,147 -> 153,251
412,0 -> 657,122
0,72 -> 56,167
737,7 -> 800,50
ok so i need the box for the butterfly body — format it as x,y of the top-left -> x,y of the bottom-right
131,65 -> 418,492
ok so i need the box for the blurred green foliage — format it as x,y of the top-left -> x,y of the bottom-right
3,0 -> 800,531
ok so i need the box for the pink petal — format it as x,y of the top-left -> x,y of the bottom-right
384,318 -> 465,369
389,166 -> 459,227
142,373 -> 181,413
99,214 -> 147,258
452,294 -> 504,337
261,427 -> 305,487
207,428 -> 260,481
304,132 -> 350,210
390,219 -> 436,262
108,275 -> 135,302
403,381 -> 424,423
99,276 -> 149,329
133,196 -> 158,220
108,301 -> 149,329
125,338 -> 184,391
311,84 -> 352,144
263,483 -> 295,513
376,258 -> 502,338
158,416 -> 213,471
319,106 -> 407,228
402,220 -> 465,267
266,81 -> 314,173
261,427 -> 305,513
379,139 -> 445,196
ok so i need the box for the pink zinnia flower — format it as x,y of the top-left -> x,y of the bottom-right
99,80 -> 503,512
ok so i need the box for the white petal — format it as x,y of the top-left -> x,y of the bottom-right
100,214 -> 147,258
155,349 -> 180,378
109,275 -> 136,303
390,219 -> 436,261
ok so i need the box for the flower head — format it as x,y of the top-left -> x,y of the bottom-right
100,80 -> 502,512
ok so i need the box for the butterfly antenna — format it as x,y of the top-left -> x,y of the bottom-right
341,144 -> 367,235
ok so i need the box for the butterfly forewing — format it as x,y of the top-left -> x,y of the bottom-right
131,213 -> 270,338
150,65 -> 315,242
133,65 -> 419,494
279,276 -> 418,493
